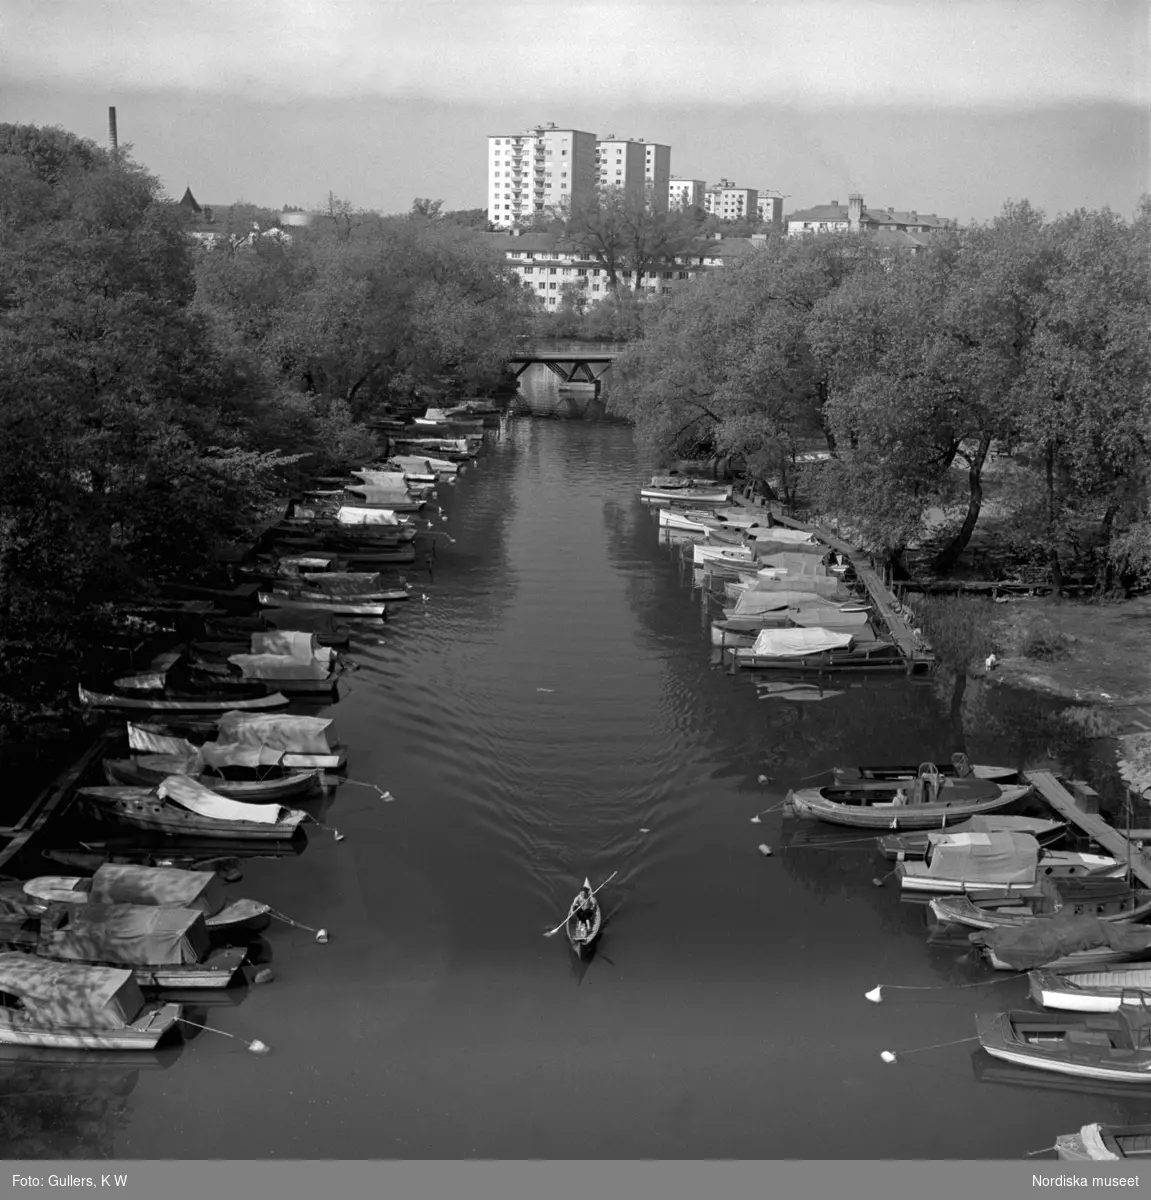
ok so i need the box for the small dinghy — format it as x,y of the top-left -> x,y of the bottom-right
1031,967 -> 1151,1015
566,877 -> 603,959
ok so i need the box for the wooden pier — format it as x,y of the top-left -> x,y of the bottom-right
1025,769 -> 1151,889
730,492 -> 934,671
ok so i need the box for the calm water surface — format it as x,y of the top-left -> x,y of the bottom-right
5,418 -> 1143,1159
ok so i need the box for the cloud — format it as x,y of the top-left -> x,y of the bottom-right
6,0 -> 1147,109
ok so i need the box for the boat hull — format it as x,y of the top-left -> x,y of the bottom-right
977,1010 -> 1151,1084
0,1002 -> 181,1051
103,759 -> 322,803
930,887 -> 1151,930
788,782 -> 1032,830
77,789 -> 307,841
566,880 -> 603,958
257,593 -> 388,617
79,687 -> 289,713
902,850 -> 1123,893
1030,968 -> 1151,1013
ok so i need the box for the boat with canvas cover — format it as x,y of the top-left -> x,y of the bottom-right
971,914 -> 1151,971
22,862 -> 270,937
929,878 -> 1151,929
976,1007 -> 1151,1084
128,713 -> 347,770
896,831 -> 1122,894
78,685 -> 288,713
642,486 -> 732,505
76,776 -> 308,840
788,768 -> 1032,829
0,903 -> 246,989
341,488 -> 424,513
0,952 -> 181,1050
1031,968 -> 1151,1014
877,813 -> 1064,860
566,877 -> 603,959
692,543 -> 757,568
729,627 -> 903,673
1056,1123 -> 1151,1161
103,755 -> 320,802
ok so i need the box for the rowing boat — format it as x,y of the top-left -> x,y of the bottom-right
78,686 -> 288,713
566,877 -> 602,958
257,593 -> 388,617
1031,967 -> 1151,1014
1056,1123 -> 1151,1161
103,757 -> 321,802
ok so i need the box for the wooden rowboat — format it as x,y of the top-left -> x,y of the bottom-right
257,593 -> 388,617
1057,1123 -> 1151,1161
566,878 -> 602,959
103,757 -> 321,803
79,686 -> 288,713
76,785 -> 307,841
837,760 -> 1018,784
930,884 -> 1151,930
787,781 -> 1033,831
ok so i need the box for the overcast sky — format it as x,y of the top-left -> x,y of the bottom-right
3,0 -> 1147,221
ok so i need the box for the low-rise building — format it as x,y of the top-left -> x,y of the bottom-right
483,230 -> 760,307
669,177 -> 706,210
786,194 -> 955,236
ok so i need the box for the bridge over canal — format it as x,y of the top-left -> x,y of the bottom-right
506,340 -> 624,418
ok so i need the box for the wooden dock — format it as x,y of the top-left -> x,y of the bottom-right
1025,769 -> 1151,888
730,493 -> 933,670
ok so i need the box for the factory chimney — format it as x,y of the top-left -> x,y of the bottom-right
108,107 -> 119,156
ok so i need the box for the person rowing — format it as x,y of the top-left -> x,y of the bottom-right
573,884 -> 597,934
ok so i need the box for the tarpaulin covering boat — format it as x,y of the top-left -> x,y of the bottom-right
730,591 -> 845,616
909,831 -> 1039,885
127,725 -> 196,757
335,505 -> 401,525
156,775 -> 284,825
0,952 -> 168,1037
35,902 -> 211,966
90,863 -> 226,914
754,554 -> 832,577
249,630 -> 328,661
972,915 -> 1151,971
746,526 -> 819,544
749,628 -> 855,658
744,538 -> 827,557
216,712 -> 334,755
227,653 -> 331,681
749,576 -> 848,598
352,469 -> 408,486
197,742 -> 287,770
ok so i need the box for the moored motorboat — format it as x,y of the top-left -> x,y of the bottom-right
1031,967 -> 1151,1014
76,776 -> 308,841
0,953 -> 182,1050
975,1007 -> 1151,1084
127,714 -> 348,771
877,814 -> 1065,861
897,832 -> 1121,894
103,756 -> 321,803
929,880 -> 1151,929
566,877 -> 603,959
257,593 -> 388,617
839,756 -> 1018,785
1056,1123 -> 1151,1161
788,765 -> 1032,830
970,914 -> 1151,971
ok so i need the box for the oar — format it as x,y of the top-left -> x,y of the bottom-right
542,871 -> 618,937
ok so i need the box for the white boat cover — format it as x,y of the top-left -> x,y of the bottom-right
197,742 -> 286,770
336,505 -> 400,525
89,864 -> 225,915
251,630 -> 318,661
133,752 -> 203,777
228,653 -> 330,681
157,775 -> 285,825
38,902 -> 210,966
0,952 -> 144,1029
790,607 -> 870,628
922,831 -> 1039,883
746,536 -> 826,556
215,712 -> 334,755
746,526 -> 817,544
126,725 -> 197,757
353,469 -> 408,486
114,672 -> 167,691
749,628 -> 855,657
757,554 -> 831,577
751,575 -> 846,597
732,590 -> 830,615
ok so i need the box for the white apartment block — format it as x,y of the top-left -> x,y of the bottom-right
643,143 -> 671,213
704,180 -> 759,221
487,122 -> 597,228
669,177 -> 706,210
595,136 -> 648,205
757,194 -> 784,227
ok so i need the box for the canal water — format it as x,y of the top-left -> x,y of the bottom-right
4,416 -> 1144,1160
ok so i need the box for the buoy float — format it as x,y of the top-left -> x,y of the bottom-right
758,844 -> 773,857
315,929 -> 330,944
253,967 -> 275,986
248,1039 -> 272,1056
865,986 -> 883,1003
757,774 -> 769,784
880,1051 -> 897,1064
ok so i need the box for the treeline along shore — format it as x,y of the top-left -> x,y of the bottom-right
0,124 -> 531,782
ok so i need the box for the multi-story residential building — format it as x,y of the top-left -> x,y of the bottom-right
483,230 -> 762,308
487,122 -> 597,228
757,193 -> 784,228
786,194 -> 955,236
703,179 -> 759,221
669,177 -> 706,210
594,135 -> 648,205
642,142 -> 671,212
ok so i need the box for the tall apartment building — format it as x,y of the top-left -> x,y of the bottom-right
487,122 -> 597,228
704,180 -> 759,221
757,193 -> 784,227
669,177 -> 706,210
594,135 -> 647,205
642,142 -> 671,213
